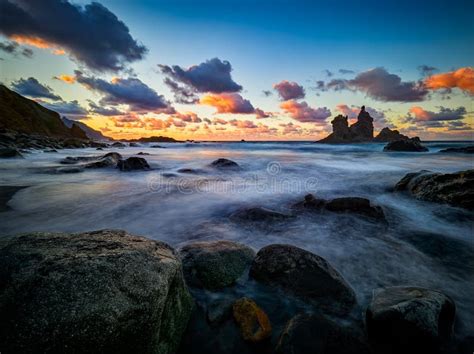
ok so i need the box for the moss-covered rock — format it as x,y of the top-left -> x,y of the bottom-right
232,297 -> 272,342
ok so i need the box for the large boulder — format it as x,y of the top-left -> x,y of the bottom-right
0,230 -> 194,354
179,240 -> 255,289
111,142 -> 126,148
276,313 -> 369,354
366,286 -> 456,354
60,152 -> 122,168
394,169 -> 474,210
350,106 -> 374,141
117,157 -> 151,171
383,137 -> 428,152
249,244 -> 356,315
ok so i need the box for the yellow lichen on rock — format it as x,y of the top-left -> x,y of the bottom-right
232,297 -> 272,342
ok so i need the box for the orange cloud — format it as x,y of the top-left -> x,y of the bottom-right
424,67 -> 474,94
200,93 -> 254,114
280,100 -> 331,123
11,35 -> 66,56
409,106 -> 431,121
55,75 -> 76,84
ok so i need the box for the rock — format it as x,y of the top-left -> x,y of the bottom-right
177,168 -> 200,174
0,147 -> 23,158
439,146 -> 474,154
0,186 -> 26,212
292,193 -> 326,210
137,152 -> 150,155
383,137 -> 428,152
366,286 -> 456,354
394,169 -> 474,210
44,149 -> 58,153
374,127 -> 409,142
117,157 -> 151,171
96,147 -> 104,150
179,240 -> 255,289
0,230 -> 194,354
151,144 -> 166,148
230,207 -> 293,222
276,313 -> 370,354
85,152 -> 122,168
56,166 -> 84,174
324,197 -> 385,220
318,106 -> 373,143
129,142 -> 140,147
111,141 -> 126,148
206,298 -> 234,325
232,298 -> 272,342
250,244 -> 356,315
210,158 -> 240,170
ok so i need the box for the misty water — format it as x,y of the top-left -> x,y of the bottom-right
0,141 -> 473,340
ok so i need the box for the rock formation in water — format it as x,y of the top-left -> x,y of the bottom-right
318,106 -> 416,144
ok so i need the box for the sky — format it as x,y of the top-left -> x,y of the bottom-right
0,0 -> 473,141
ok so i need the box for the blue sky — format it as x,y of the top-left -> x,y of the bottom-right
1,0 -> 473,140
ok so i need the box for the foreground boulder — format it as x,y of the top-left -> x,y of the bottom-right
0,230 -> 193,354
249,244 -> 356,315
394,169 -> 474,210
384,137 -> 428,152
439,146 -> 474,154
230,206 -> 293,222
179,240 -> 255,289
366,286 -> 455,354
117,157 -> 150,171
276,313 -> 369,354
210,158 -> 240,170
233,297 -> 272,342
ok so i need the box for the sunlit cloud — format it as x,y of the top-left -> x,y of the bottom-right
280,100 -> 331,123
200,93 -> 255,114
424,67 -> 474,95
54,75 -> 76,84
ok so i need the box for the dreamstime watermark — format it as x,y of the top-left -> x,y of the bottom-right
147,161 -> 318,195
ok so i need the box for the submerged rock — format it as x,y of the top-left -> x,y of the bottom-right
137,152 -> 150,155
366,286 -> 455,354
210,158 -> 240,170
292,193 -> 326,210
60,152 -> 122,168
383,137 -> 428,152
439,146 -> 474,154
230,207 -> 293,222
276,313 -> 369,354
129,142 -> 140,147
249,244 -> 356,315
0,230 -> 194,354
233,297 -> 272,342
394,169 -> 474,210
179,240 -> 255,289
0,147 -> 23,158
117,157 -> 150,171
325,197 -> 385,220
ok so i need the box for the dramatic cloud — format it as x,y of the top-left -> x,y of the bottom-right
0,0 -> 147,72
424,67 -> 474,95
418,65 -> 438,77
0,40 -> 33,58
88,100 -> 125,116
322,68 -> 428,102
75,71 -> 173,113
159,58 -> 242,103
408,106 -> 467,122
11,77 -> 61,100
200,93 -> 255,114
273,80 -> 305,100
280,100 -> 331,123
40,99 -> 88,118
255,108 -> 271,119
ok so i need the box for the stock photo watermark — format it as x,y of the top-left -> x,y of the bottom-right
147,161 -> 318,195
